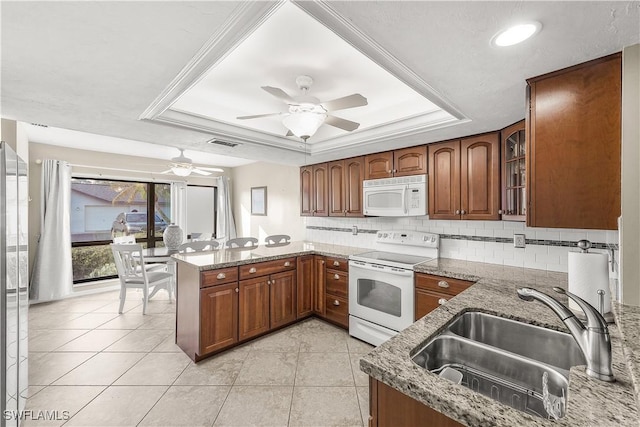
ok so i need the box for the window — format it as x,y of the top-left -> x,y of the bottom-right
70,178 -> 171,283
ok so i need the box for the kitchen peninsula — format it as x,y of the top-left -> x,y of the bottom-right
173,243 -> 640,426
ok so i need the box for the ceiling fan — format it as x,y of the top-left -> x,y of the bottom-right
160,149 -> 224,177
236,75 -> 368,140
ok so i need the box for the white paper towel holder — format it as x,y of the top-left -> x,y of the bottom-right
571,240 -> 615,324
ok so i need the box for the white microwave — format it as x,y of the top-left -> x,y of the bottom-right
362,174 -> 427,217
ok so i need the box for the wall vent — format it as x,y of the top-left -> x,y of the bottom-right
207,139 -> 240,147
30,123 -> 48,127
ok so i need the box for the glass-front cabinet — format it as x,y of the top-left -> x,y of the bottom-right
501,120 -> 526,221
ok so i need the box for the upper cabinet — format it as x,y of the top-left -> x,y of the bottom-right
428,133 -> 500,220
328,156 -> 365,217
527,53 -> 621,230
300,163 -> 328,217
364,146 -> 427,180
501,120 -> 526,221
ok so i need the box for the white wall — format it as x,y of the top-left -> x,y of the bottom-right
231,162 -> 305,242
306,216 -> 618,275
621,43 -> 640,306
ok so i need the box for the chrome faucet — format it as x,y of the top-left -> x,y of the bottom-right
517,286 -> 615,382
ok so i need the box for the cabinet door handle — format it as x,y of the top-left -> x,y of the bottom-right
284,261 -> 291,267
334,274 -> 340,280
461,210 -> 467,215
249,267 -> 257,274
216,273 -> 226,280
438,298 -> 448,305
455,210 -> 461,215
235,288 -> 239,293
498,209 -> 503,215
437,280 -> 449,289
333,261 -> 340,267
267,280 -> 271,285
333,299 -> 340,306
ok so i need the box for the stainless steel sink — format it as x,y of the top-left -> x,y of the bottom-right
445,311 -> 585,370
412,311 -> 586,420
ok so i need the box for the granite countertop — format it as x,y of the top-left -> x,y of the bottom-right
361,258 -> 639,426
172,241 -> 367,271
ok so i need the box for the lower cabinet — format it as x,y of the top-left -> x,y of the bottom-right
200,283 -> 238,354
296,255 -> 314,318
369,378 -> 463,427
324,257 -> 349,328
238,276 -> 270,341
415,273 -> 474,320
239,269 -> 297,341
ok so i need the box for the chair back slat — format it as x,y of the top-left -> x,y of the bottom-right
178,240 -> 220,253
111,243 -> 146,282
265,234 -> 291,245
226,237 -> 259,249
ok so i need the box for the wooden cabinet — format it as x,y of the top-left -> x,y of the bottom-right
300,163 -> 328,216
527,53 -> 621,230
414,273 -> 474,320
324,257 -> 349,329
428,133 -> 500,220
200,282 -> 238,355
364,146 -> 427,180
296,255 -> 314,319
313,256 -> 326,316
238,276 -> 270,341
501,120 -> 526,221
176,262 -> 240,361
239,259 -> 297,340
369,378 -> 463,427
270,270 -> 297,329
328,156 -> 365,217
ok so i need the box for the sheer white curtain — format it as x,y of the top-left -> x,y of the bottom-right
30,159 -> 73,302
216,176 -> 236,244
170,181 -> 187,234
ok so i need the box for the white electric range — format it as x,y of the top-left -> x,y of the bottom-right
349,230 -> 439,346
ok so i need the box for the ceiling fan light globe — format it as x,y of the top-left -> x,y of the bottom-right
283,112 -> 326,139
171,166 -> 192,177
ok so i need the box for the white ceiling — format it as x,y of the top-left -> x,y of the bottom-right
2,1 -> 639,166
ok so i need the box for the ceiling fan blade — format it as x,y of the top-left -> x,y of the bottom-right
261,86 -> 295,104
197,166 -> 224,172
321,94 -> 368,111
191,168 -> 212,176
160,170 -> 173,174
325,115 -> 360,132
236,112 -> 283,120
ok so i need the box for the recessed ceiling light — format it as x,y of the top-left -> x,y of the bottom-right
492,22 -> 542,47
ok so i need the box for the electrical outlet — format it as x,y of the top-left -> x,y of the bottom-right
352,225 -> 358,235
514,234 -> 526,248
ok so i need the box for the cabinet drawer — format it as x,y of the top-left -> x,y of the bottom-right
324,294 -> 348,327
239,257 -> 296,280
415,274 -> 474,296
325,256 -> 348,272
325,270 -> 348,298
201,267 -> 238,288
415,288 -> 452,320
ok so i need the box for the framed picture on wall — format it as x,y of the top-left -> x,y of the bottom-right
251,186 -> 267,216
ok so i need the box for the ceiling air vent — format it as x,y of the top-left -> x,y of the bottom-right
30,123 -> 48,127
207,139 -> 240,148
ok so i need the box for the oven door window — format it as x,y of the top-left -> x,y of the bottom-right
356,278 -> 401,317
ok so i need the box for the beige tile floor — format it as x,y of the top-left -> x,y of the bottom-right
26,288 -> 375,426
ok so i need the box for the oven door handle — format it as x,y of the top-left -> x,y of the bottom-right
403,185 -> 408,215
349,261 -> 414,277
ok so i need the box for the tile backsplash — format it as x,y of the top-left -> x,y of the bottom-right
305,216 -> 619,275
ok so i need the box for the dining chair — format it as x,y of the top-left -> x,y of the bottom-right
225,237 -> 259,249
110,243 -> 173,314
112,235 -> 166,273
178,240 -> 220,253
191,232 -> 213,241
265,234 -> 291,245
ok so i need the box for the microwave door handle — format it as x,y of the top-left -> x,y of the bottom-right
403,185 -> 409,214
